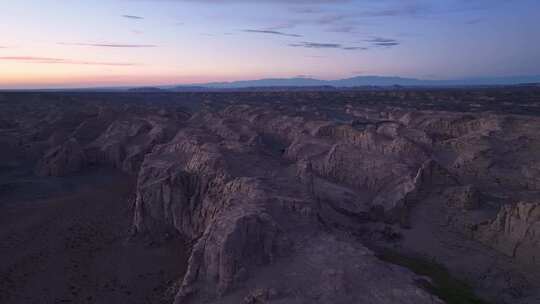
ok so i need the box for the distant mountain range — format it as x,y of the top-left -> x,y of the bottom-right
5,75 -> 539,92
168,75 -> 540,90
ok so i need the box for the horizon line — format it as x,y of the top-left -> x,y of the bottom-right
1,73 -> 540,91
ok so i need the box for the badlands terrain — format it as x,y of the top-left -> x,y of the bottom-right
1,87 -> 540,304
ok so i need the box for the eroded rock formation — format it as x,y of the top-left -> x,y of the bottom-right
474,201 -> 540,266
35,138 -> 86,177
130,109 -> 445,303
4,89 -> 540,304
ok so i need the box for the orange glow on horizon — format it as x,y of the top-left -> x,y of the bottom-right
0,63 -> 276,88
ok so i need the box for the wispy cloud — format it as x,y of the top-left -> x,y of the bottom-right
373,42 -> 399,47
0,56 -> 138,66
364,37 -> 400,47
289,41 -> 364,51
342,46 -> 368,50
357,3 -> 426,18
243,29 -> 302,37
58,42 -> 157,48
365,37 -> 397,43
122,14 -> 144,20
290,42 -> 340,48
258,0 -> 502,37
266,3 -> 425,31
289,37 -> 398,50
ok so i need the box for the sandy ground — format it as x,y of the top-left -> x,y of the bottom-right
0,162 -> 188,304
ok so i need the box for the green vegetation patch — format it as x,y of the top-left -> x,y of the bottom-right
377,250 -> 490,304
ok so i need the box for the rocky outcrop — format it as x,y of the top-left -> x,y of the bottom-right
474,201 -> 540,266
35,138 -> 86,177
131,113 -> 442,304
206,234 -> 444,304
80,114 -> 180,174
176,206 -> 292,301
442,185 -> 481,211
31,105 -> 185,177
132,127 -> 293,299
219,105 -> 436,225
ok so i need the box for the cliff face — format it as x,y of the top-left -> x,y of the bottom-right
130,109 -> 446,303
475,202 -> 540,266
33,107 -> 185,176
218,106 -> 440,225
35,138 -> 87,177
86,115 -> 180,173
131,105 -> 540,303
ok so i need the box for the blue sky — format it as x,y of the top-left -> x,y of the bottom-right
1,0 -> 539,88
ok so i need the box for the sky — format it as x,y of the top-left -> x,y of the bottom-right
1,0 -> 539,88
